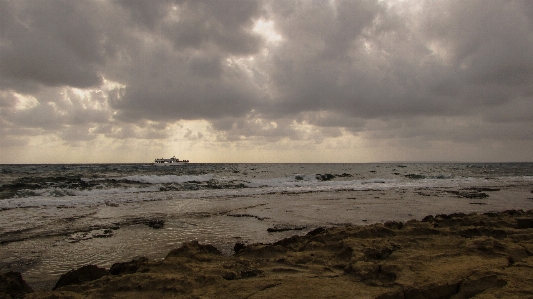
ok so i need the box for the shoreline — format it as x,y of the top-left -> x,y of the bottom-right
3,209 -> 533,298
2,184 -> 533,293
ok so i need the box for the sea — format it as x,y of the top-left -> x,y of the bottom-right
1,162 -> 532,290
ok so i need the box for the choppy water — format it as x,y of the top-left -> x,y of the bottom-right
1,163 -> 532,290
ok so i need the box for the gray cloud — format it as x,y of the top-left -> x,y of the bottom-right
0,1 -> 113,88
0,0 -> 532,161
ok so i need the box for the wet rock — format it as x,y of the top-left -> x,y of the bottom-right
466,187 -> 500,192
145,219 -> 165,229
227,213 -> 269,221
234,242 -> 246,254
267,225 -> 307,232
448,190 -> 489,199
405,174 -> 426,179
93,229 -> 114,238
337,173 -> 353,178
422,215 -> 435,222
53,265 -> 109,290
273,235 -> 303,250
0,271 -> 34,299
166,241 -> 222,260
384,221 -> 404,230
294,174 -> 305,180
109,257 -> 149,275
306,227 -> 326,236
315,173 -> 336,181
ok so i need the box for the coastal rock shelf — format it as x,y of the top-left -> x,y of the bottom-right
5,210 -> 533,298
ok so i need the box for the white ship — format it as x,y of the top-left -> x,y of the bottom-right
154,156 -> 189,166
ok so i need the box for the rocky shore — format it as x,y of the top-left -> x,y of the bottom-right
2,209 -> 533,299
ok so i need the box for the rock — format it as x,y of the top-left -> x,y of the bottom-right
222,266 -> 262,280
405,174 -> 426,179
166,241 -> 222,260
458,228 -> 507,239
337,173 -> 353,177
516,217 -> 533,229
384,221 -> 404,230
466,187 -> 500,192
0,271 -> 34,299
306,227 -> 326,236
234,242 -> 246,254
109,257 -> 149,275
92,229 -> 114,238
448,190 -> 489,199
344,261 -> 379,280
454,273 -> 507,299
53,265 -> 109,290
21,210 -> 533,299
404,282 -> 460,299
315,174 -> 335,181
421,215 -> 435,222
267,225 -> 307,232
145,219 -> 165,229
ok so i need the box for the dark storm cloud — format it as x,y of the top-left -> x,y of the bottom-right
106,0 -> 267,122
0,1 -> 113,88
266,0 -> 533,117
0,0 -> 532,155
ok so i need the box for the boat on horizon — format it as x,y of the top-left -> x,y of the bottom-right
154,156 -> 189,166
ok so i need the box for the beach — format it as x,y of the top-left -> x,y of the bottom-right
1,163 -> 533,295
3,209 -> 533,298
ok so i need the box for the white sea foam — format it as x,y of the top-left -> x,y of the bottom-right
0,188 -> 169,209
119,174 -> 214,184
1,170 -> 532,211
81,174 -> 215,184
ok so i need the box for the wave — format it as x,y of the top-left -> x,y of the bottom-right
2,171 -> 532,210
116,174 -> 214,184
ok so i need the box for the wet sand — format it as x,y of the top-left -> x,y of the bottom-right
9,209 -> 533,299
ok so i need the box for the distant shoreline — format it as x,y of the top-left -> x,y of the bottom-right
1,161 -> 533,165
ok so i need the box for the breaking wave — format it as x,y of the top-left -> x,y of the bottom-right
92,174 -> 215,184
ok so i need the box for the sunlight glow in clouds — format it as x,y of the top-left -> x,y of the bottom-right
253,19 -> 283,43
0,0 -> 532,163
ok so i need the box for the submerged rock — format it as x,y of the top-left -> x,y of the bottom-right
267,225 -> 307,232
315,174 -> 335,181
405,173 -> 426,179
145,219 -> 165,229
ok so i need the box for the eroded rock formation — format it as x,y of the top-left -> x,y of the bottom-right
17,210 -> 533,298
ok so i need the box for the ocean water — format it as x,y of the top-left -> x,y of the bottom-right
1,163 -> 532,289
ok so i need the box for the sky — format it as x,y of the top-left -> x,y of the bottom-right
1,0 -> 532,163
